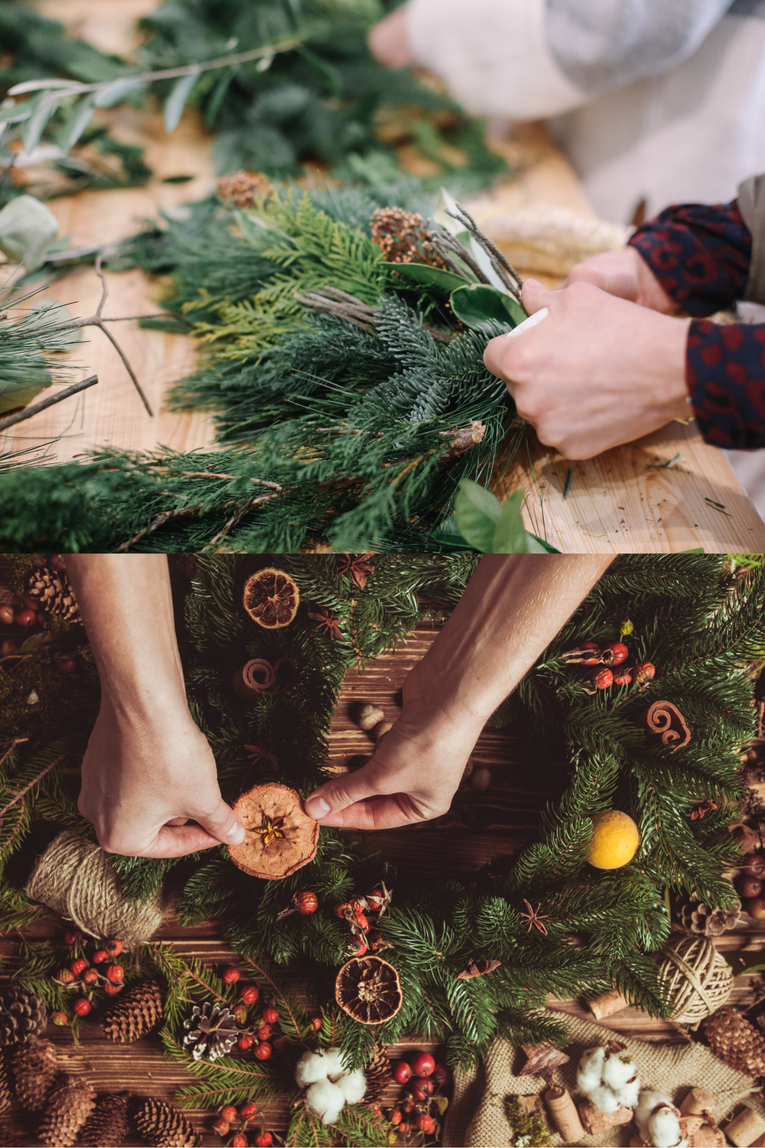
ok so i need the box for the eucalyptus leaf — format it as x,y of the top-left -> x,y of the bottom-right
163,71 -> 199,134
0,195 -> 59,272
60,93 -> 97,150
382,261 -> 466,292
454,478 -> 501,552
95,77 -> 147,108
450,283 -> 526,332
526,533 -> 561,554
491,489 -> 528,553
21,95 -> 56,156
8,78 -> 87,97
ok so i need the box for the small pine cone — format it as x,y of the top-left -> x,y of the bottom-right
676,894 -> 741,937
132,1097 -> 201,1147
362,1045 -> 391,1103
78,1092 -> 132,1146
26,566 -> 79,622
703,1007 -> 765,1077
216,170 -> 274,208
0,983 -> 47,1046
12,1038 -> 59,1109
0,1048 -> 12,1114
36,1073 -> 96,1147
103,979 -> 164,1044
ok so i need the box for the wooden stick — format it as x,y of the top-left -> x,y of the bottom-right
0,374 -> 98,432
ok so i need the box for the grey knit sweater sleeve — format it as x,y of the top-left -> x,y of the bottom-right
546,0 -> 737,94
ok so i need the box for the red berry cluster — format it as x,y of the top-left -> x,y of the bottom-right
213,1100 -> 274,1146
738,852 -> 765,919
51,933 -> 124,1022
333,883 -> 392,958
562,639 -> 656,695
387,1052 -> 450,1141
219,970 -> 287,1061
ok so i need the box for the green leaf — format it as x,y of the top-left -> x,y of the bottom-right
280,0 -> 303,31
204,70 -> 234,128
454,479 -> 501,552
8,79 -> 87,97
382,262 -> 467,292
526,532 -> 561,554
60,93 -> 97,150
21,95 -> 55,155
490,489 -> 529,553
450,283 -> 526,333
163,72 -> 198,134
95,77 -> 146,108
297,47 -> 342,99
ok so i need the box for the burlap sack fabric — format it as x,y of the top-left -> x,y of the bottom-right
442,1010 -> 765,1147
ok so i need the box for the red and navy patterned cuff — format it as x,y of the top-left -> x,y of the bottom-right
687,319 -> 765,449
629,201 -> 752,317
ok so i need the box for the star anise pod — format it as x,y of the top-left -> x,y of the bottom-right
336,554 -> 375,591
244,743 -> 278,771
519,899 -> 550,935
308,606 -> 342,640
255,816 -> 285,846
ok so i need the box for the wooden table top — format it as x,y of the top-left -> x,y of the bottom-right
3,1 -> 764,552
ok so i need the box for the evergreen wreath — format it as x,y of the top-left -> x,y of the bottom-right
0,554 -> 759,1111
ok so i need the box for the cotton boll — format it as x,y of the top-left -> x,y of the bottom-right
336,1067 -> 367,1105
636,1091 -> 674,1141
305,1079 -> 346,1124
320,1047 -> 349,1081
602,1053 -> 637,1090
615,1075 -> 641,1109
648,1104 -> 686,1148
577,1046 -> 606,1093
295,1050 -> 330,1088
589,1085 -> 620,1114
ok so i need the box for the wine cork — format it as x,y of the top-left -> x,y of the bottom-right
578,1100 -> 633,1136
681,1089 -> 717,1119
690,1126 -> 727,1147
544,1086 -> 585,1142
727,1108 -> 765,1147
587,988 -> 631,1020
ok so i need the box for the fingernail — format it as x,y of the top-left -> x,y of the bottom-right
524,278 -> 542,290
305,795 -> 330,819
228,821 -> 246,844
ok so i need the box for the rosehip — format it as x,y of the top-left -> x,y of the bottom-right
73,998 -> 92,1017
262,1007 -> 279,1025
612,670 -> 633,686
402,1098 -> 415,1114
417,1114 -> 435,1133
748,896 -> 765,919
601,642 -> 629,666
232,1136 -> 247,1148
354,913 -> 369,931
293,890 -> 318,915
55,657 -> 77,675
311,1017 -> 322,1031
390,1109 -> 402,1126
221,1106 -> 238,1123
240,986 -> 259,1005
399,1123 -> 411,1135
740,876 -> 763,899
56,968 -> 75,985
105,939 -> 122,956
590,668 -> 613,691
256,1023 -> 272,1041
272,1035 -> 288,1052
92,950 -> 108,964
52,1011 -> 68,1026
432,1063 -> 451,1088
411,1076 -> 434,1102
410,1052 -> 435,1077
347,935 -> 367,957
334,902 -> 352,919
103,982 -> 123,994
0,638 -> 19,657
0,605 -> 13,626
366,888 -> 385,910
14,609 -> 36,628
240,1102 -> 258,1118
213,1118 -> 230,1137
36,613 -> 46,628
367,929 -> 383,951
83,969 -> 99,984
579,642 -> 601,665
238,1035 -> 255,1050
70,958 -> 88,976
392,1061 -> 412,1085
63,930 -> 80,945
634,661 -> 656,685
223,967 -> 241,984
255,1134 -> 272,1147
742,852 -> 765,877
233,1004 -> 249,1025
106,965 -> 124,983
254,1042 -> 272,1060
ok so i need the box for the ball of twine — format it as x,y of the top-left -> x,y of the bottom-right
656,935 -> 733,1027
23,830 -> 166,951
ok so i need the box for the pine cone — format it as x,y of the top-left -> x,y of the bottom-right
103,979 -> 164,1044
12,1038 -> 59,1110
36,1073 -> 96,1146
26,565 -> 79,622
78,1092 -> 132,1146
363,1046 -> 391,1103
132,1097 -> 201,1147
676,894 -> 741,936
0,983 -> 47,1046
703,1007 -> 765,1077
0,1048 -> 11,1115
182,1001 -> 238,1061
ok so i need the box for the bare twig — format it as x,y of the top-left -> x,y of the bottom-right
0,755 -> 65,820
427,230 -> 491,285
296,286 -> 452,343
201,492 -> 280,551
0,374 -> 98,433
446,203 -> 525,301
0,739 -> 28,772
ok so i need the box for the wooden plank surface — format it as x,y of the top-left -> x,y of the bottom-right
1,2 -> 762,553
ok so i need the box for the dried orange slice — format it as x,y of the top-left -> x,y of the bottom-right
228,783 -> 319,880
335,956 -> 403,1025
243,568 -> 300,629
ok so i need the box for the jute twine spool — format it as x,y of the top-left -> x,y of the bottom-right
656,936 -> 733,1027
23,830 -> 166,950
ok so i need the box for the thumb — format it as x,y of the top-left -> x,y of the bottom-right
521,277 -> 556,315
195,801 -> 246,846
305,761 -> 383,821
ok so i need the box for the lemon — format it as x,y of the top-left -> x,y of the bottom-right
586,810 -> 640,869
